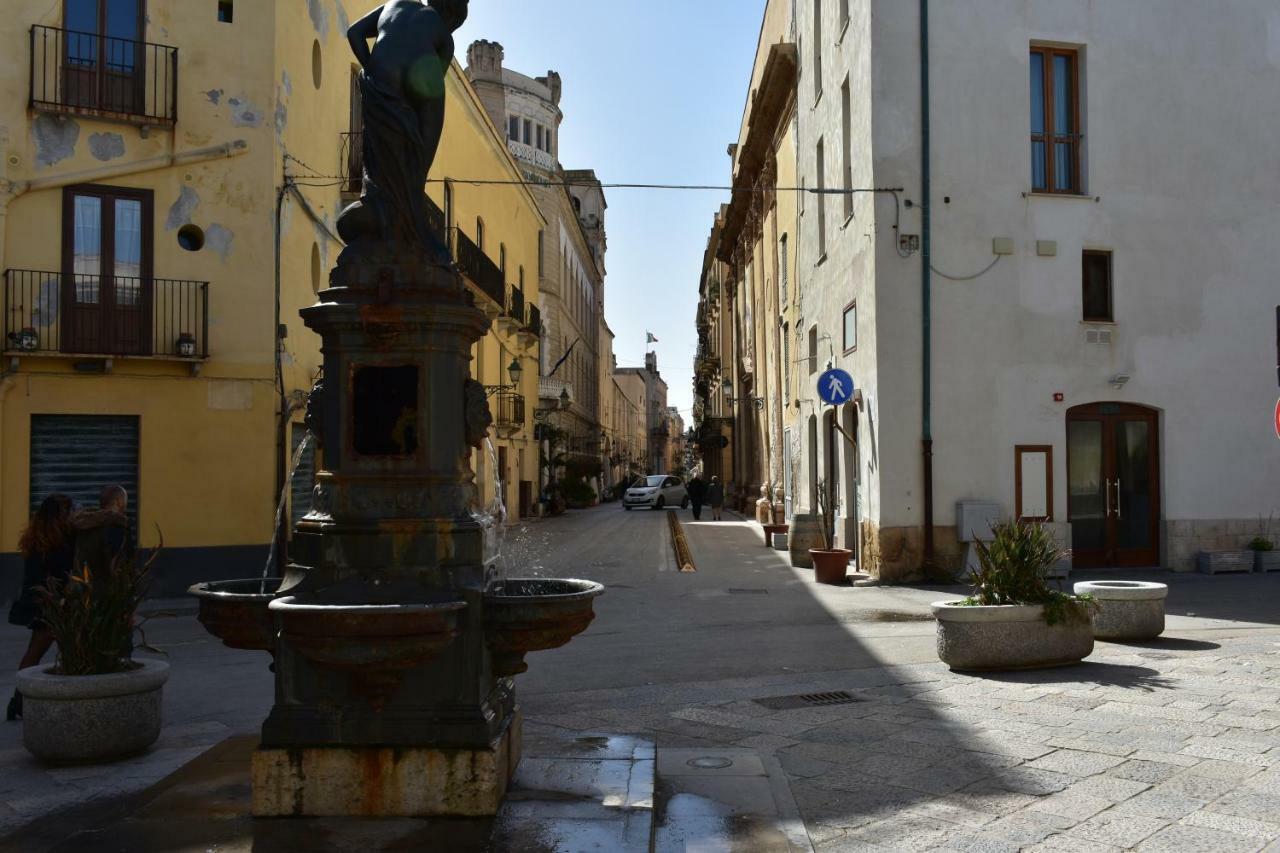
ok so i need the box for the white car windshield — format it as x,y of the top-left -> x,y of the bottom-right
643,476 -> 666,488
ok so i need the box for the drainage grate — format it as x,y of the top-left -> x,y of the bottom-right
754,690 -> 862,711
728,588 -> 769,595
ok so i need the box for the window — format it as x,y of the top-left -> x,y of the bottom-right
808,326 -> 818,375
536,125 -> 544,151
499,243 -> 506,278
1031,46 -> 1081,193
508,116 -> 519,141
779,234 -> 789,306
476,217 -> 485,252
842,302 -> 857,353
523,119 -> 532,146
537,230 -> 544,275
841,77 -> 853,221
443,181 -> 454,231
1082,250 -> 1112,322
815,138 -> 827,258
839,0 -> 849,29
813,0 -> 823,100
782,322 -> 791,399
217,0 -> 233,22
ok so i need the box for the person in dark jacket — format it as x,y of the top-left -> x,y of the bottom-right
686,474 -> 709,521
707,476 -> 726,521
71,485 -> 134,584
8,494 -> 74,721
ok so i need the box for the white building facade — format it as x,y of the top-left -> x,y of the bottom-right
793,0 -> 1280,580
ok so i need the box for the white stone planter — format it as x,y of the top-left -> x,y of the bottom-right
1074,581 -> 1168,641
932,601 -> 1094,672
1254,551 -> 1280,573
1198,551 -> 1254,574
17,659 -> 169,764
771,532 -> 788,551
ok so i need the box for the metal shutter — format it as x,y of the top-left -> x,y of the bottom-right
29,415 -> 140,528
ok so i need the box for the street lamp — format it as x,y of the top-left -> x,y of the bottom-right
484,357 -> 524,397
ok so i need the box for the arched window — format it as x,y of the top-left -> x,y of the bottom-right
499,243 -> 507,278
519,265 -> 525,289
476,217 -> 485,252
443,181 -> 454,232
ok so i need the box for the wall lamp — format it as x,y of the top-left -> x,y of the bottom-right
484,358 -> 524,397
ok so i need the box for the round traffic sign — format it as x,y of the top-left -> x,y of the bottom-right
817,368 -> 855,407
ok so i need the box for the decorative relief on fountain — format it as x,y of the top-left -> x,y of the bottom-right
464,378 -> 493,450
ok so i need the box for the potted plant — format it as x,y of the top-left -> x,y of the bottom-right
809,479 -> 851,585
933,520 -> 1095,671
16,549 -> 169,763
1249,515 -> 1278,573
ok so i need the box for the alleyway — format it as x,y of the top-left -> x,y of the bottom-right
3,506 -> 1280,850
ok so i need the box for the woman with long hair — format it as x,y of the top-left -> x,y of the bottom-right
7,494 -> 74,720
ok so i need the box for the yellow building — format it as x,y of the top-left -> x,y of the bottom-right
1,1 -> 542,594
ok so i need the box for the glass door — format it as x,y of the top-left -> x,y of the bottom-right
62,186 -> 152,355
63,0 -> 145,114
1067,404 -> 1161,568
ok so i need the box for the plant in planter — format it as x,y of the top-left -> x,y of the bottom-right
932,520 -> 1095,671
1249,514 -> 1279,573
17,547 -> 169,763
809,479 -> 851,585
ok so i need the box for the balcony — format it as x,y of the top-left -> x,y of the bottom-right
497,283 -> 524,335
494,391 -> 525,439
455,231 -> 504,312
519,303 -> 541,351
30,26 -> 178,126
4,270 -> 208,363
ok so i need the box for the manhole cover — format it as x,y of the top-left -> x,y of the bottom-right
754,690 -> 862,710
687,757 -> 734,769
728,588 -> 769,595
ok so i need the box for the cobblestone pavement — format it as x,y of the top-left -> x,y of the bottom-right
2,506 -> 1279,851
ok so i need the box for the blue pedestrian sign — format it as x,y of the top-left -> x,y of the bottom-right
817,368 -> 855,406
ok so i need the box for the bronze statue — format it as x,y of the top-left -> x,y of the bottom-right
338,0 -> 469,264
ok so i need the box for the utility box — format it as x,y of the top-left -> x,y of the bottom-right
956,500 -> 1002,543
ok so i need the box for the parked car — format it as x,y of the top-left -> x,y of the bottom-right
623,475 -> 689,510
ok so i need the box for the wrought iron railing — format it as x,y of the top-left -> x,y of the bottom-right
30,25 -> 178,125
507,284 -> 525,323
496,391 -> 526,432
4,270 -> 208,358
456,232 -> 504,307
525,303 -> 542,335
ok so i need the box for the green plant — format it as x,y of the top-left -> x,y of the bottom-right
966,521 -> 1091,625
35,544 -> 160,676
815,478 -> 838,550
1250,514 -> 1275,551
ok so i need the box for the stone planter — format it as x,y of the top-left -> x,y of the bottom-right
771,532 -> 789,551
1254,550 -> 1280,573
17,659 -> 170,764
810,549 -> 852,585
762,523 -> 788,548
932,601 -> 1094,672
1073,580 -> 1167,641
1198,551 -> 1254,574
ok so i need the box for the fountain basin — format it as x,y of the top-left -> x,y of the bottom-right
484,579 -> 605,677
270,596 -> 467,674
188,579 -> 284,652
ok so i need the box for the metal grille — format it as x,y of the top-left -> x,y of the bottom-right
30,25 -> 178,125
29,415 -> 140,530
754,691 -> 861,711
456,231 -> 504,307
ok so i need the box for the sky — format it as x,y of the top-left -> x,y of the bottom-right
455,0 -> 768,422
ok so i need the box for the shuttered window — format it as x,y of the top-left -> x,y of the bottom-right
29,414 -> 139,530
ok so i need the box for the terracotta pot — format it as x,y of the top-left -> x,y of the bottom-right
809,549 -> 852,585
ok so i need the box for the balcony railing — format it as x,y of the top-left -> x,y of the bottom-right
525,303 -> 542,336
339,131 -> 363,195
30,25 -> 178,125
495,391 -> 526,434
456,231 -> 504,307
507,284 -> 525,323
4,270 -> 208,359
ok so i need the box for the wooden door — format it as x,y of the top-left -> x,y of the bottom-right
62,185 -> 153,355
1067,404 -> 1161,568
63,0 -> 145,115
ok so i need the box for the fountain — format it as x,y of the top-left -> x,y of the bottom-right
188,1 -> 602,819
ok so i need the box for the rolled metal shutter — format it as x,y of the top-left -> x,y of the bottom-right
29,415 -> 140,527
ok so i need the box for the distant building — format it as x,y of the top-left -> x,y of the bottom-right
615,353 -> 670,475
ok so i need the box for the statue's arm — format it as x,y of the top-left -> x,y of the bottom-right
348,6 -> 382,69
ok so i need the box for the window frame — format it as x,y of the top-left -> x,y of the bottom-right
1081,249 -> 1113,322
815,137 -> 827,260
812,0 -> 824,103
1030,44 -> 1083,194
842,300 -> 857,354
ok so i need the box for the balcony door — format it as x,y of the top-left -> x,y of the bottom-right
1067,403 -> 1161,569
62,185 -> 153,355
63,0 -> 145,115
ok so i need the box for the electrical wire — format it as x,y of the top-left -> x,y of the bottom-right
929,255 -> 1003,282
279,173 -> 904,197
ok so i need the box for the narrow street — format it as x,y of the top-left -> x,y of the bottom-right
6,507 -> 1279,850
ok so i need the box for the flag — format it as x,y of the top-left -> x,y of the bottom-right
549,339 -> 578,377
646,332 -> 659,344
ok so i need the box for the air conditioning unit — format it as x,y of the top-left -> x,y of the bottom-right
1085,328 -> 1114,345
956,500 -> 1002,543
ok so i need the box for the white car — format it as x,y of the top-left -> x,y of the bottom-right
623,475 -> 689,510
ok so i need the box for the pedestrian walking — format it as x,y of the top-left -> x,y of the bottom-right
707,476 -> 725,521
71,485 -> 134,581
7,494 -> 75,721
687,473 -> 708,521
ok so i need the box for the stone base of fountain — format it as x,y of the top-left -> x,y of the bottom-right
251,711 -> 522,818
